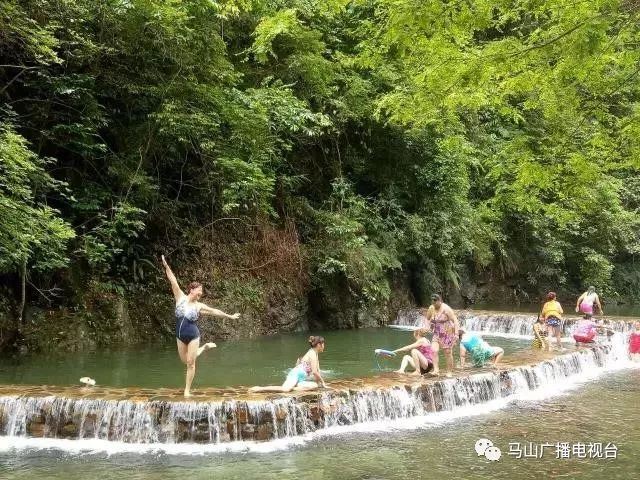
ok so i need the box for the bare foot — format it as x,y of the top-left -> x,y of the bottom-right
445,372 -> 453,378
197,342 -> 217,357
184,390 -> 192,398
429,371 -> 440,377
394,369 -> 406,374
409,371 -> 422,377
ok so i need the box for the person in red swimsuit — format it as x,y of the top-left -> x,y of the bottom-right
629,321 -> 640,361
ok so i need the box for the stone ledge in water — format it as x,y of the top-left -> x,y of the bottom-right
0,348 -> 561,403
0,346 -> 611,444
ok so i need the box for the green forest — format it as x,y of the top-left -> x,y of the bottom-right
1,0 -> 639,351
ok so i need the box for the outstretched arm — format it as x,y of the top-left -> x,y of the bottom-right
595,294 -> 603,314
198,304 -> 240,320
393,340 -> 422,354
161,255 -> 184,302
449,307 -> 460,336
576,293 -> 585,311
459,344 -> 467,368
309,352 -> 326,388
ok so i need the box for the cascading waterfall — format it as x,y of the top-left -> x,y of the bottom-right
0,340 -> 631,447
394,310 -> 634,338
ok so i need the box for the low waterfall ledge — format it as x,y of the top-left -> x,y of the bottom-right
0,345 -> 615,445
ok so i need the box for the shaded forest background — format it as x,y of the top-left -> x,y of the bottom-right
1,0 -> 639,352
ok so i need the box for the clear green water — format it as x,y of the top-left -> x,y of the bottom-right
1,369 -> 638,479
0,328 -> 527,389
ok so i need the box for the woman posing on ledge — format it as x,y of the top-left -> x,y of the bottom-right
249,336 -> 327,393
161,255 -> 240,397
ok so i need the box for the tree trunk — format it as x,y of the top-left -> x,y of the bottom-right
17,260 -> 26,332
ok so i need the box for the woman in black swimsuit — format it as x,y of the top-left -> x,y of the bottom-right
162,255 -> 240,397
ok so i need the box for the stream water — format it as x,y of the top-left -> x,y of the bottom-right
0,311 -> 638,479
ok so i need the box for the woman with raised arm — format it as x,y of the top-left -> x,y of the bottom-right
249,336 -> 327,393
161,255 -> 240,397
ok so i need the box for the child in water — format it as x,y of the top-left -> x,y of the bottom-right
629,321 -> 640,361
532,316 -> 549,351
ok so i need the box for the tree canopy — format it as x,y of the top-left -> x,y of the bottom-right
1,0 -> 639,317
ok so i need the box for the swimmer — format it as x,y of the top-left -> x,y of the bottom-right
393,328 -> 435,376
161,255 -> 240,397
458,329 -> 504,368
249,336 -> 327,392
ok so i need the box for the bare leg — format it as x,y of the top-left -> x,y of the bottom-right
491,348 -> 504,368
176,338 -> 188,364
554,327 -> 562,349
443,347 -> 454,376
197,342 -> 217,357
396,355 -> 415,373
293,381 -> 319,391
409,349 -> 430,376
431,340 -> 440,375
184,337 -> 200,397
249,375 -> 298,393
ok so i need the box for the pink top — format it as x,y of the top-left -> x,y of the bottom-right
575,320 -> 596,337
416,342 -> 434,362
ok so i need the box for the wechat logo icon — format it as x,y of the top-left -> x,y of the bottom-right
475,438 -> 502,461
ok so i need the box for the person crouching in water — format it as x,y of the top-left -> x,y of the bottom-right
458,329 -> 504,368
573,318 -> 597,346
532,315 -> 549,351
393,328 -> 435,376
249,336 -> 327,393
629,321 -> 640,362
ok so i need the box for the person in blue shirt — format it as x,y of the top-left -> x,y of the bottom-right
458,329 -> 504,368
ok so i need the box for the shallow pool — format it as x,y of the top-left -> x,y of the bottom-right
0,329 -> 528,389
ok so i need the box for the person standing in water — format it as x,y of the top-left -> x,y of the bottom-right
541,291 -> 564,351
393,328 -> 435,376
424,294 -> 460,377
249,336 -> 327,392
458,329 -> 504,368
161,255 -> 240,397
575,286 -> 603,319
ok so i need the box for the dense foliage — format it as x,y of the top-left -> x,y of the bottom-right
1,0 -> 639,327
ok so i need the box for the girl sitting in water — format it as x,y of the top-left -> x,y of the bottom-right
458,329 -> 504,368
532,316 -> 549,351
393,328 -> 435,376
249,336 -> 327,393
629,321 -> 640,361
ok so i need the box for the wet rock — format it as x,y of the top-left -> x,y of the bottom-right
255,423 -> 274,441
236,405 -> 250,424
60,422 -> 78,438
241,423 -> 255,439
27,420 -> 45,437
275,406 -> 288,421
